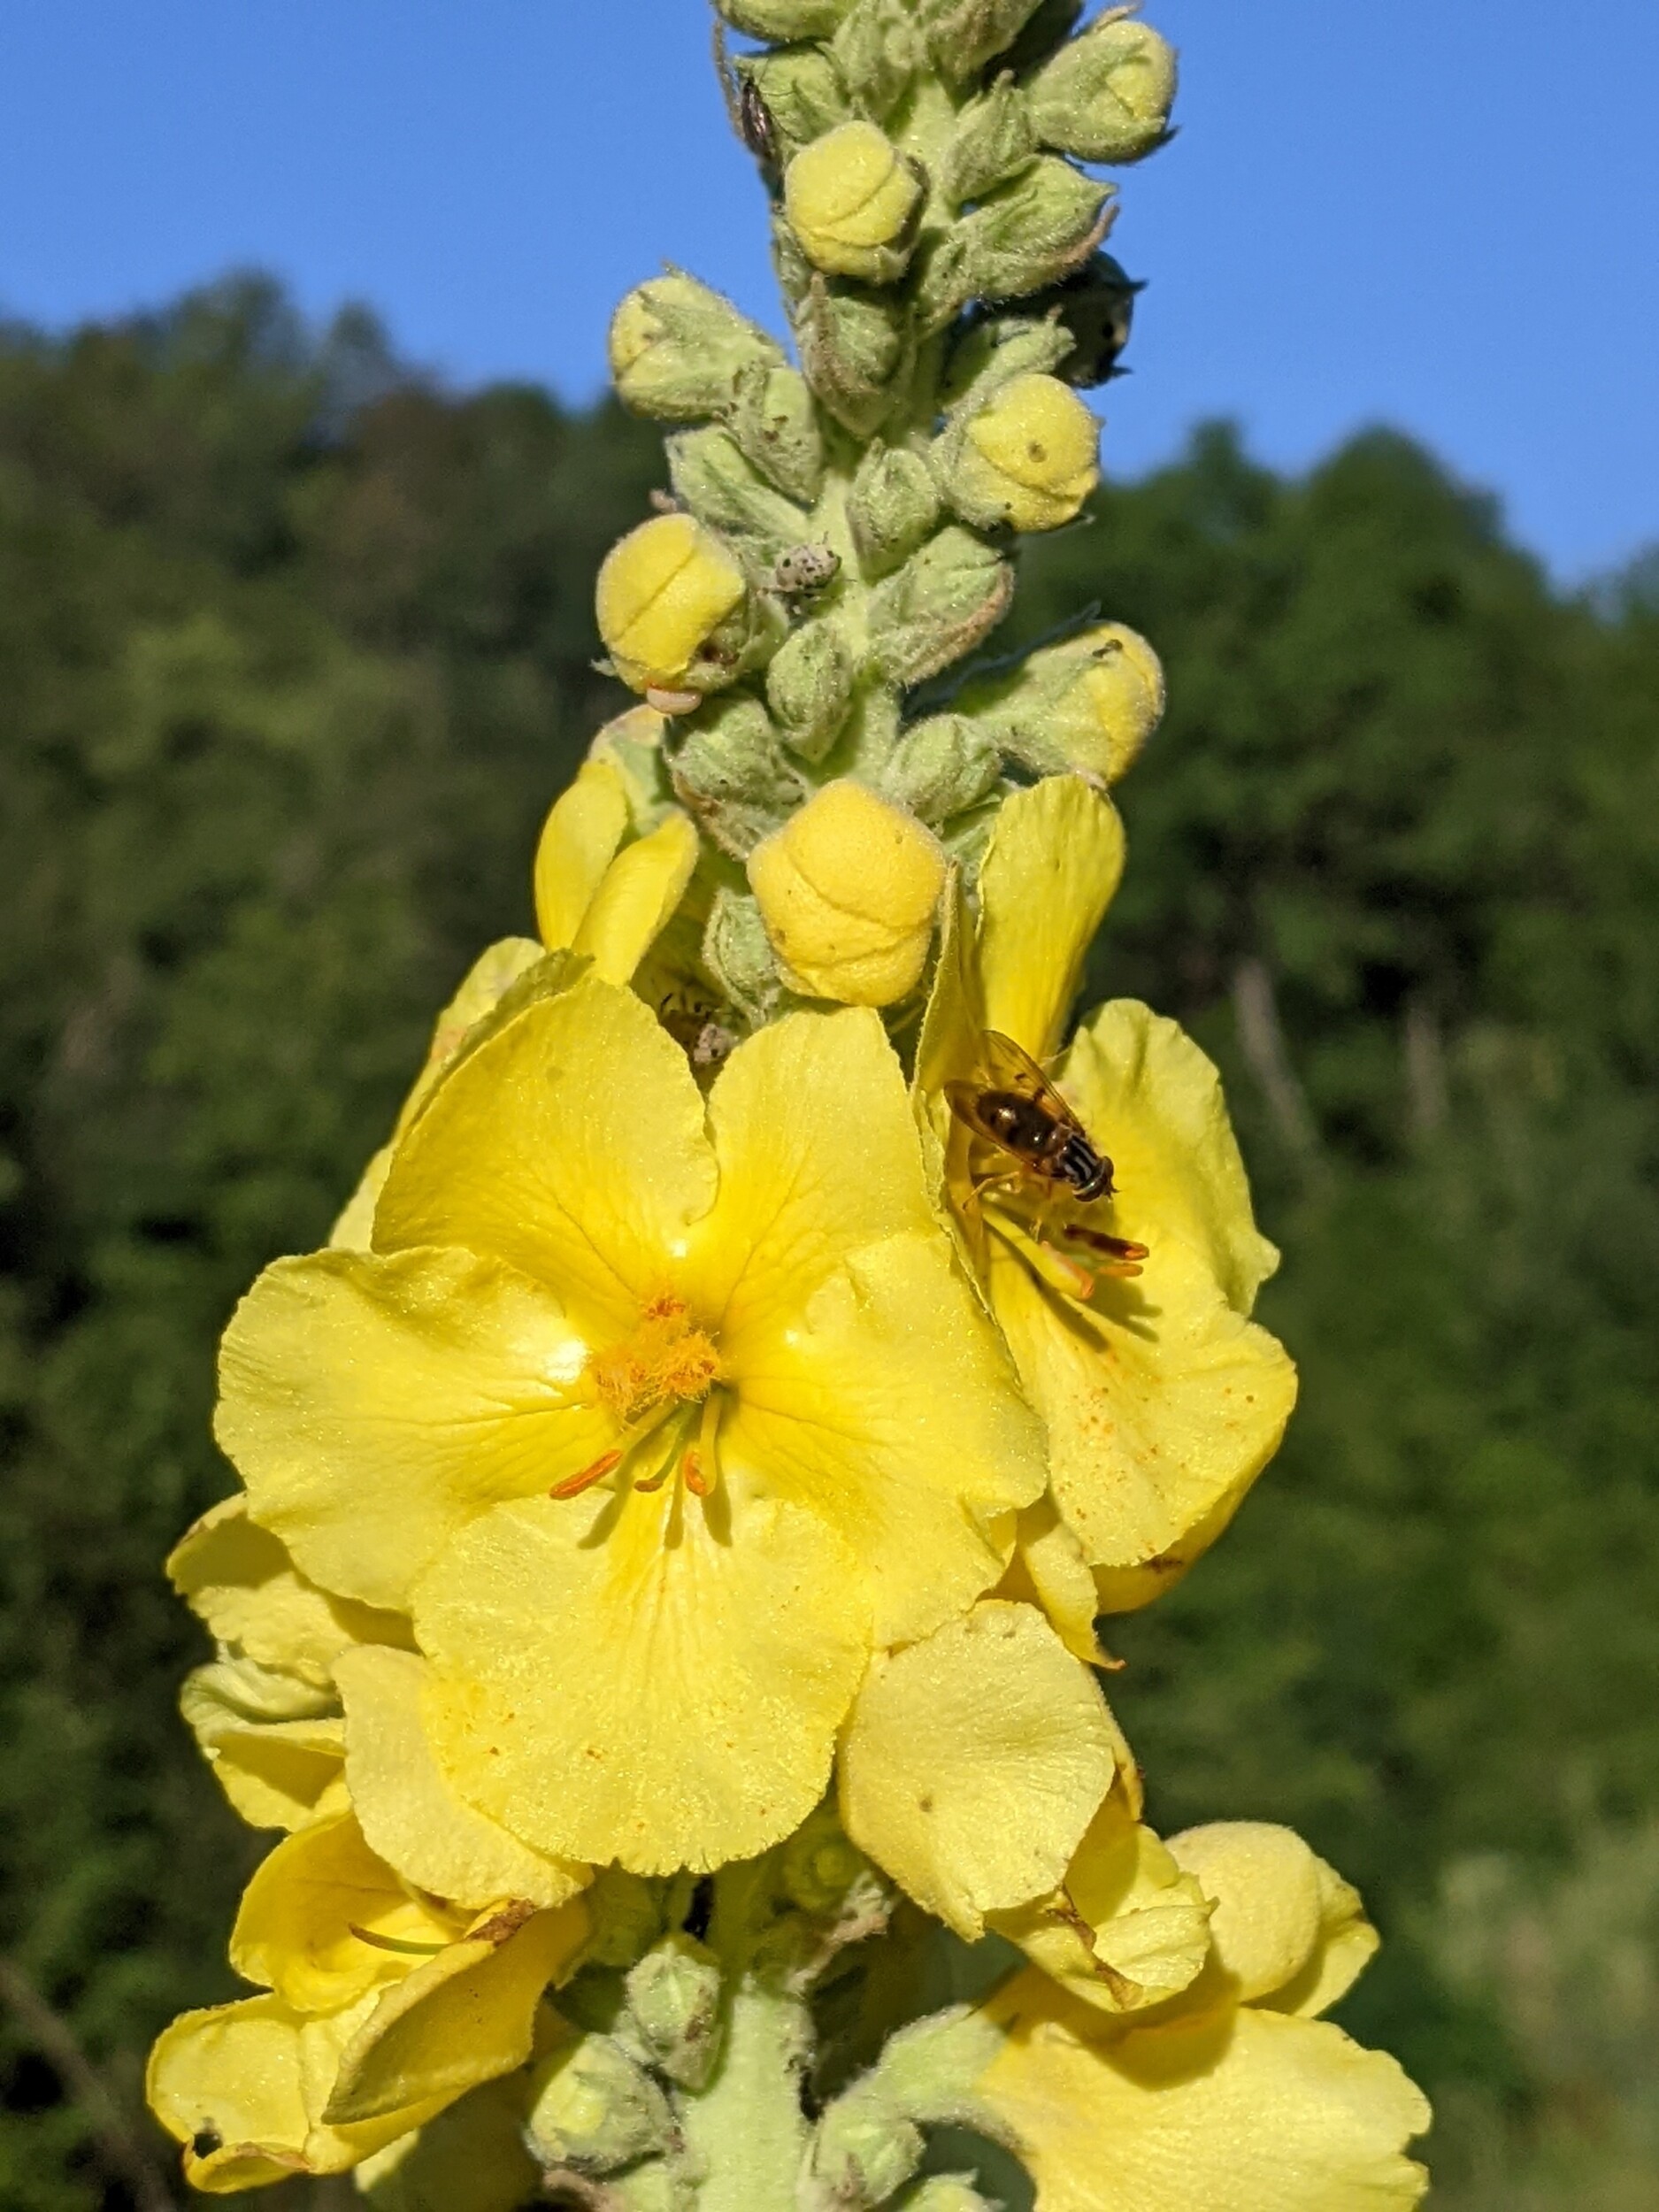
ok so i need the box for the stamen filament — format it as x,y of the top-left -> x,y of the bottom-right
984,1204 -> 1098,1302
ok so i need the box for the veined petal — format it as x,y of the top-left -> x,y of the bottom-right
373,978 -> 717,1334
169,1497 -> 413,1689
180,1659 -> 348,1832
694,1007 -> 940,1338
839,1601 -> 1118,1940
534,758 -> 631,952
414,1486 -> 869,1876
997,1496 -> 1109,1666
336,1647 -> 588,1912
571,810 -> 700,986
1061,1003 -> 1279,1315
726,1233 -> 1045,1647
986,1233 -> 1296,1612
230,1813 -> 468,2016
977,778 -> 1125,1063
979,1976 -> 1431,2211
218,1247 -> 611,1613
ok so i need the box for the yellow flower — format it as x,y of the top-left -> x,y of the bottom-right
532,748 -> 699,983
147,1808 -> 587,2193
784,120 -> 923,283
748,778 -> 947,1005
918,775 -> 1296,1617
976,1821 -> 1431,2211
595,512 -> 749,697
216,972 -> 1045,1875
946,374 -> 1102,534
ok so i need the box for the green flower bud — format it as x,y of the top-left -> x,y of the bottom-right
737,47 -> 852,167
1030,12 -> 1178,163
940,74 -> 1036,206
880,713 -> 1003,824
795,274 -> 910,435
671,691 -> 806,856
525,2032 -> 675,2175
703,883 -> 782,1020
934,371 -> 1100,532
610,2163 -> 694,2212
868,526 -> 1014,686
810,2100 -> 925,2205
727,358 -> 826,504
941,312 -> 1074,417
766,616 -> 856,761
578,1868 -> 665,1972
830,0 -> 925,120
848,442 -> 941,577
608,272 -> 782,423
922,155 -> 1114,321
780,1803 -> 873,1915
1041,250 -> 1142,386
716,0 -> 851,35
918,0 -> 1048,86
900,2180 -> 998,2211
785,120 -> 925,285
625,1932 -> 725,2091
959,618 -> 1164,780
667,425 -> 813,565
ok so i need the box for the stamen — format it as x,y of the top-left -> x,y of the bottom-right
985,1204 -> 1098,1301
551,1449 -> 622,1500
681,1448 -> 710,1497
1062,1222 -> 1148,1275
695,1392 -> 725,1497
348,1924 -> 449,1957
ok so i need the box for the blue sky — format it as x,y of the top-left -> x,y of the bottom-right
1,0 -> 1655,580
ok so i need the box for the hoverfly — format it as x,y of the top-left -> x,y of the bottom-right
946,1030 -> 1148,1276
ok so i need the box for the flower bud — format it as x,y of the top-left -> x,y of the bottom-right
717,0 -> 851,33
795,274 -> 910,435
903,2183 -> 998,2212
727,358 -> 826,505
667,426 -> 813,566
1030,12 -> 1178,164
748,780 -> 946,1004
785,121 -> 924,285
596,513 -> 751,697
672,692 -> 806,856
937,372 -> 1099,533
1041,250 -> 1142,387
939,74 -> 1036,206
766,616 -> 856,762
810,2102 -> 925,2204
923,155 -> 1114,320
880,713 -> 1002,825
608,273 -> 782,423
578,1868 -> 664,1971
848,443 -> 941,577
1166,1824 -> 1326,2004
703,885 -> 781,1020
830,0 -> 925,119
867,525 -> 1014,685
625,1932 -> 724,2091
958,619 -> 1164,781
781,1804 -> 873,1915
737,49 -> 853,167
525,2032 -> 675,2174
919,0 -> 1048,86
942,313 -> 1074,417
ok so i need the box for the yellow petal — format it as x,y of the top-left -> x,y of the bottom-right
324,1901 -> 588,2128
991,1787 -> 1211,2016
534,758 -> 631,951
997,1495 -> 1108,1666
415,1485 -> 869,1876
354,2076 -> 541,2212
726,1233 -> 1042,1647
571,810 -> 700,985
218,1245 -> 611,1613
331,1146 -> 393,1252
595,512 -> 748,695
180,1659 -> 349,1832
980,1975 -> 1432,2211
1167,1824 -> 1379,2016
977,777 -> 1125,1063
230,1812 -> 468,2015
169,1497 -> 413,1688
1061,1002 -> 1280,1315
839,1601 -> 1118,1940
373,976 -> 717,1335
336,1646 -> 588,1911
986,1232 -> 1296,1612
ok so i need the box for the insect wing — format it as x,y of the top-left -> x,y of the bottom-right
976,1030 -> 1086,1135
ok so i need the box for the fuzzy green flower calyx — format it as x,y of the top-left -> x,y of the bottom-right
1030,9 -> 1179,164
957,618 -> 1165,781
785,120 -> 926,283
609,272 -> 783,423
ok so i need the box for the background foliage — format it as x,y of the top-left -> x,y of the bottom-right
0,280 -> 1654,2208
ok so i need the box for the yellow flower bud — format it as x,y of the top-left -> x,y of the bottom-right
945,372 -> 1100,532
955,618 -> 1164,782
1166,1823 -> 1326,2003
748,779 -> 946,1005
595,512 -> 749,696
784,121 -> 923,284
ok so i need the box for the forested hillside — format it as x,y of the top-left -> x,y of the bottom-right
1,280 -> 1655,2208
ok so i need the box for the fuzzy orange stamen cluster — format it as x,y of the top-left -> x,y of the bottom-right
586,1295 -> 723,1428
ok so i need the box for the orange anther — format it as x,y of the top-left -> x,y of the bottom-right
550,1449 -> 622,1500
634,1456 -> 673,1494
681,1448 -> 711,1497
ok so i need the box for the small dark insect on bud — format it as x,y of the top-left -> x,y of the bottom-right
1048,252 -> 1144,388
740,77 -> 780,169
